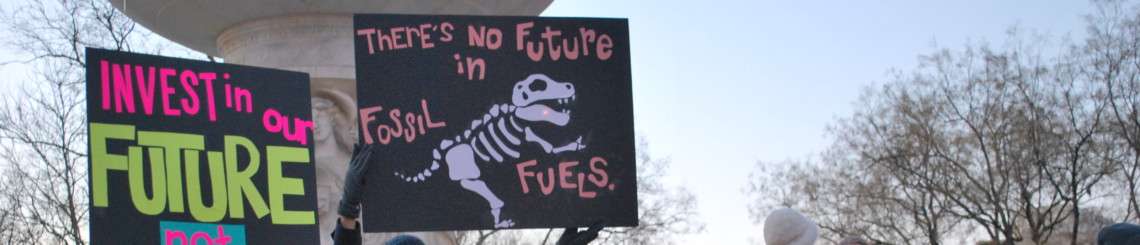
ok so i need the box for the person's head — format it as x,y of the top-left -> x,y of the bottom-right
386,234 -> 425,245
1099,223 -> 1140,245
839,236 -> 869,245
763,208 -> 818,245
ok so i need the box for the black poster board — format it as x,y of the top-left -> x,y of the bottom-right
85,48 -> 318,244
353,14 -> 636,232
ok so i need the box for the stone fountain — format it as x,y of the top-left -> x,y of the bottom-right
110,1 -> 553,244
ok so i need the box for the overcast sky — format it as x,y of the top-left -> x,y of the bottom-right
0,0 -> 1101,244
543,0 -> 1091,243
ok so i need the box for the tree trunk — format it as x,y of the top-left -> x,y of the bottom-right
1070,191 -> 1081,245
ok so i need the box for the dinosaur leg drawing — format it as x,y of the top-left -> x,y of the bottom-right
525,127 -> 586,154
459,180 -> 511,228
446,143 -> 513,228
392,74 -> 583,228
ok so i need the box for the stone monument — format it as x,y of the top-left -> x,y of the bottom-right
110,1 -> 553,244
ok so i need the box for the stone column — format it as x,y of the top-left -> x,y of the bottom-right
217,15 -> 455,245
113,0 -> 550,242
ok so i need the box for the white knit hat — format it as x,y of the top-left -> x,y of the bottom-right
763,208 -> 819,245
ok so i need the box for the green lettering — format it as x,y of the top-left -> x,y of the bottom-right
267,146 -> 314,225
90,124 -> 315,224
90,123 -> 135,207
128,146 -> 166,215
225,135 -> 269,219
137,131 -> 203,213
186,150 -> 228,222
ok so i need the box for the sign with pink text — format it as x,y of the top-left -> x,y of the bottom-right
85,48 -> 319,244
353,14 -> 636,231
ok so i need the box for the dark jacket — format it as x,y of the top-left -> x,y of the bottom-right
1099,223 -> 1140,245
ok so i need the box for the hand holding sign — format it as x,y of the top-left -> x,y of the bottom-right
556,220 -> 605,245
339,144 -> 375,219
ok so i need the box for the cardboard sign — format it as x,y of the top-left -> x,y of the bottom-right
353,14 -> 637,232
86,48 -> 319,244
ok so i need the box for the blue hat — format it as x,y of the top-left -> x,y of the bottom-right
1099,223 -> 1140,245
386,235 -> 425,245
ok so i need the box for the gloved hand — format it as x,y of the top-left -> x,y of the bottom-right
556,220 -> 605,245
338,144 -> 375,219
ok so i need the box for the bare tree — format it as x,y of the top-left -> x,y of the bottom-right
748,2 -> 1140,244
0,0 -> 177,244
590,140 -> 704,245
451,229 -> 528,245
1089,0 -> 1140,223
835,75 -> 968,245
0,62 -> 87,245
458,139 -> 705,245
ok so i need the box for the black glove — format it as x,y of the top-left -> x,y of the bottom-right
338,144 -> 374,218
556,220 -> 605,245
330,219 -> 361,245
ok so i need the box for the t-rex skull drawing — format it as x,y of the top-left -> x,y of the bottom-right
393,73 -> 586,228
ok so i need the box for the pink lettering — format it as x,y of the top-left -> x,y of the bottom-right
577,173 -> 596,198
526,40 -> 545,62
97,62 -> 225,121
224,84 -> 232,108
100,60 -> 111,110
213,225 -> 232,245
262,108 -> 313,146
284,117 -> 314,146
158,68 -> 177,115
180,70 -> 200,115
232,86 -> 252,113
404,113 -> 417,142
468,25 -> 503,50
359,100 -> 446,145
541,27 -> 563,61
202,73 -> 218,121
391,27 -> 407,49
597,34 -> 613,60
190,231 -> 213,245
165,229 -> 188,245
263,108 -> 283,132
136,66 -> 158,115
558,161 -> 578,189
163,225 -> 234,245
359,106 -> 383,144
515,25 -> 615,62
388,109 -> 405,141
422,99 -> 446,128
356,28 -> 377,54
161,70 -> 183,116
588,157 -> 609,187
112,63 -> 136,113
516,22 -> 534,51
515,157 -> 613,198
579,28 -> 596,57
536,167 -> 556,195
440,22 -> 454,42
516,160 -> 538,193
419,24 -> 435,48
378,31 -> 395,51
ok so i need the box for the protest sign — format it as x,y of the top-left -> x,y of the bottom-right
86,48 -> 318,244
353,14 -> 636,231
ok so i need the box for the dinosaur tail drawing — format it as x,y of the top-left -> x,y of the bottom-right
393,141 -> 451,183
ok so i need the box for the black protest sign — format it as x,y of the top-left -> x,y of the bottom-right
86,48 -> 318,244
353,14 -> 636,232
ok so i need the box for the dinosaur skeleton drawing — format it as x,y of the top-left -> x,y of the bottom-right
393,73 -> 586,228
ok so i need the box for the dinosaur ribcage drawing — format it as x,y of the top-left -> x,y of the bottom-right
394,103 -> 523,183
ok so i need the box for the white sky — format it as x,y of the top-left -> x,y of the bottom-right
543,0 -> 1091,244
0,0 -> 1099,244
